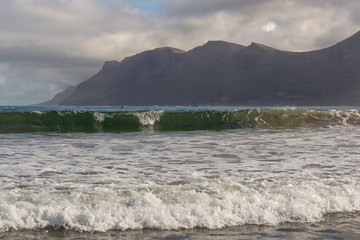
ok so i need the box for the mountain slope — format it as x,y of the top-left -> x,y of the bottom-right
45,31 -> 360,106
35,86 -> 76,106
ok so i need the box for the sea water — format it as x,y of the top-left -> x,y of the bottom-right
0,106 -> 360,239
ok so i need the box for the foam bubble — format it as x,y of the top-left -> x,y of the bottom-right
93,112 -> 107,123
30,111 -> 45,115
134,110 -> 164,126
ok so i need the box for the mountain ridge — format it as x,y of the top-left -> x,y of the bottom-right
40,31 -> 360,106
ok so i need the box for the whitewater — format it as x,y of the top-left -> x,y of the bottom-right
0,106 -> 360,239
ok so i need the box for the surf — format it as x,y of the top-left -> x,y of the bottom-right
1,108 -> 360,133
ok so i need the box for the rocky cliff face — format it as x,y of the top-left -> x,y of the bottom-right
43,31 -> 360,106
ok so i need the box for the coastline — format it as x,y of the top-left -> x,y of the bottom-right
1,212 -> 360,240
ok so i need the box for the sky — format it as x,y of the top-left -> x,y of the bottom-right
1,0 -> 360,105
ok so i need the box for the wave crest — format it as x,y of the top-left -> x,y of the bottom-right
1,109 -> 360,133
1,179 -> 359,232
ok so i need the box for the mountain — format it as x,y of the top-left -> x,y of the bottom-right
40,31 -> 360,106
35,86 -> 75,106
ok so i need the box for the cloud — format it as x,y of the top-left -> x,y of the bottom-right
0,0 -> 156,105
125,0 -> 169,13
0,0 -> 359,105
262,21 -> 277,32
161,0 -> 360,50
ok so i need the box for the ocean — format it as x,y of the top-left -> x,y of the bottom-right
0,106 -> 360,239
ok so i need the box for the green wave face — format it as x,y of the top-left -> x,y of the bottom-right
1,109 -> 359,133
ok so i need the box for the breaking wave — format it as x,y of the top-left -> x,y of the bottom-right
1,178 -> 359,232
1,108 -> 360,133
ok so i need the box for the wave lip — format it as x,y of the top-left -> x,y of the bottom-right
1,109 -> 360,133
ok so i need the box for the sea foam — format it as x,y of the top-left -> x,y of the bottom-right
0,179 -> 359,232
134,110 -> 165,126
1,115 -> 360,232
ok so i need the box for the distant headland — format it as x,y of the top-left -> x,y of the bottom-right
39,30 -> 360,106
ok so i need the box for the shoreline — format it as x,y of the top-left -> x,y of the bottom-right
1,212 -> 360,240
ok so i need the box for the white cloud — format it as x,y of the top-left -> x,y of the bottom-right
262,21 -> 277,32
